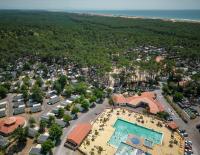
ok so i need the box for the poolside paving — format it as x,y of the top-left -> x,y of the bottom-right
79,108 -> 184,155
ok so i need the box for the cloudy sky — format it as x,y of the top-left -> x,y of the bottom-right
0,0 -> 200,10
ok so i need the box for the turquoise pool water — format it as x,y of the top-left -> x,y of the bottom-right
108,119 -> 163,147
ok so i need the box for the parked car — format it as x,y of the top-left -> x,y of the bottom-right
196,124 -> 200,129
167,116 -> 173,121
185,140 -> 192,145
184,133 -> 188,137
179,129 -> 186,133
185,145 -> 192,150
190,108 -> 200,116
184,152 -> 192,155
185,149 -> 193,154
182,133 -> 188,137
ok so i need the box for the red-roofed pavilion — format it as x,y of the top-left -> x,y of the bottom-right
65,123 -> 92,150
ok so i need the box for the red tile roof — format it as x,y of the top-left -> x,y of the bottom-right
67,123 -> 92,145
112,94 -> 126,104
112,92 -> 164,114
0,116 -> 25,135
167,121 -> 178,130
155,56 -> 164,63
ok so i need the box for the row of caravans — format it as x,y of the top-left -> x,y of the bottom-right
0,101 -> 6,117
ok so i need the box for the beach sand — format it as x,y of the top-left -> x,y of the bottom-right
74,12 -> 200,24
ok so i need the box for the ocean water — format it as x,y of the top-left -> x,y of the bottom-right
70,10 -> 200,21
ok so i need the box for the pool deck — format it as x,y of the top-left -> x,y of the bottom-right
79,108 -> 184,155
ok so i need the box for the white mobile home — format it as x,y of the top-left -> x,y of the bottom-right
13,94 -> 23,102
40,114 -> 49,122
13,104 -> 25,115
0,101 -> 7,109
40,112 -> 55,122
70,95 -> 80,101
13,101 -> 24,108
46,90 -> 57,98
60,100 -> 72,106
31,103 -> 42,113
27,99 -> 37,107
48,95 -> 60,105
51,105 -> 64,115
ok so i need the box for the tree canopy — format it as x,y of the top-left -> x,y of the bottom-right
49,123 -> 62,142
0,11 -> 199,73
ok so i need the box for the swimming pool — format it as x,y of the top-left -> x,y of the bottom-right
115,142 -> 146,155
108,119 -> 163,147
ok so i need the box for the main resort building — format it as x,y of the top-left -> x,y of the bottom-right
112,92 -> 164,114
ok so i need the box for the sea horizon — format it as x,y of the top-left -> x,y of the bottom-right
66,10 -> 200,21
0,9 -> 200,22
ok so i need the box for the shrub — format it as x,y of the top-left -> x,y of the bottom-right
71,106 -> 79,114
95,130 -> 99,136
41,139 -> 54,154
86,140 -> 90,145
97,146 -> 103,154
63,114 -> 72,123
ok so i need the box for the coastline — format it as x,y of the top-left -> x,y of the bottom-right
73,11 -> 200,24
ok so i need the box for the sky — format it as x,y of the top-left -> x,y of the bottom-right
0,0 -> 200,10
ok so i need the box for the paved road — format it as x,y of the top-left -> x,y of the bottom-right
2,93 -> 15,117
54,98 -> 110,155
154,89 -> 200,155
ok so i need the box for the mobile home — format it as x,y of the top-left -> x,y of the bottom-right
48,95 -> 60,105
30,103 -> 42,113
0,101 -> 7,109
13,104 -> 25,115
0,108 -> 6,118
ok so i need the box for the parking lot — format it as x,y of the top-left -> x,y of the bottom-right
154,89 -> 200,155
53,98 -> 110,155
